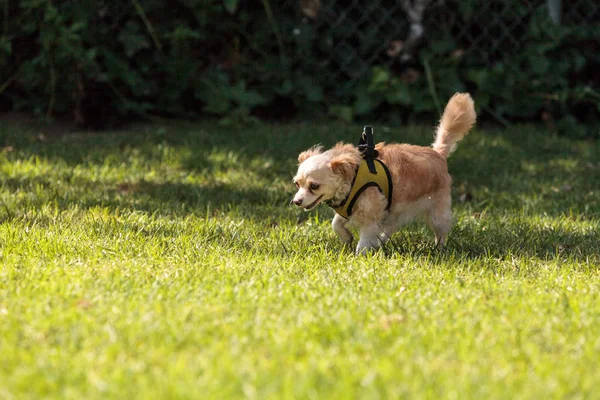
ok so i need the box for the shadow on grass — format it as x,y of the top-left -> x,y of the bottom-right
378,222 -> 599,262
2,122 -> 598,215
0,120 -> 346,166
0,174 -> 294,222
448,125 -> 600,216
0,121 -> 598,262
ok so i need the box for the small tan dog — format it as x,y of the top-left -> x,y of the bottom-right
292,93 -> 476,255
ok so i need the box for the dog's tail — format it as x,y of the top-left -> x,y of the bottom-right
432,93 -> 476,159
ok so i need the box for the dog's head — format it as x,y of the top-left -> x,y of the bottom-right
291,143 -> 360,210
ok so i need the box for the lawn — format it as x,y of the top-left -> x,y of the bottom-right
0,120 -> 599,399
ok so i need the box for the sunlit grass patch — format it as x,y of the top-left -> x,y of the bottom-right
0,121 -> 599,399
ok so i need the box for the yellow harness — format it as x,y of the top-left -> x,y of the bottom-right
328,158 -> 393,220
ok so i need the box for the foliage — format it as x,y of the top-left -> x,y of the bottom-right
0,0 -> 598,135
356,4 -> 600,136
1,121 -> 600,397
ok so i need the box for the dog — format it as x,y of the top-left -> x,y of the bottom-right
292,93 -> 476,255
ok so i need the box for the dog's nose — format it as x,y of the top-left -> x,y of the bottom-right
292,198 -> 302,206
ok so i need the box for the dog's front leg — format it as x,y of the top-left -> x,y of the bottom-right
356,224 -> 384,256
332,213 -> 353,245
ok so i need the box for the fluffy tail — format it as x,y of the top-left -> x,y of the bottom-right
432,93 -> 476,159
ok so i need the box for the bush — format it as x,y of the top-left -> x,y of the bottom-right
357,3 -> 599,137
0,0 -> 598,136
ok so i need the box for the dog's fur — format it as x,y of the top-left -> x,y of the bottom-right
292,93 -> 476,255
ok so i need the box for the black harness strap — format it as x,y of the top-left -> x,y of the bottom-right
358,125 -> 379,174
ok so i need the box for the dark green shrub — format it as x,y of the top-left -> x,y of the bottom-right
0,0 -> 598,136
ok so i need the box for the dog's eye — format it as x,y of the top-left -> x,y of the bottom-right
294,181 -> 300,188
310,183 -> 320,191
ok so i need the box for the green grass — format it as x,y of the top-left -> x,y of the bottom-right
0,120 -> 599,399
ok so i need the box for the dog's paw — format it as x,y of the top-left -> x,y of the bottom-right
355,242 -> 380,256
355,233 -> 385,255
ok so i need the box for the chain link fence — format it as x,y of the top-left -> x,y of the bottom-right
279,0 -> 599,90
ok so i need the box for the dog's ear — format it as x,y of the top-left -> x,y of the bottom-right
298,145 -> 323,164
329,153 -> 358,181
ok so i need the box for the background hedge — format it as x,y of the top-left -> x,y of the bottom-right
0,0 -> 598,136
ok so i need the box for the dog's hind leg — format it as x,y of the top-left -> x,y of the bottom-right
332,213 -> 353,245
425,193 -> 452,247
